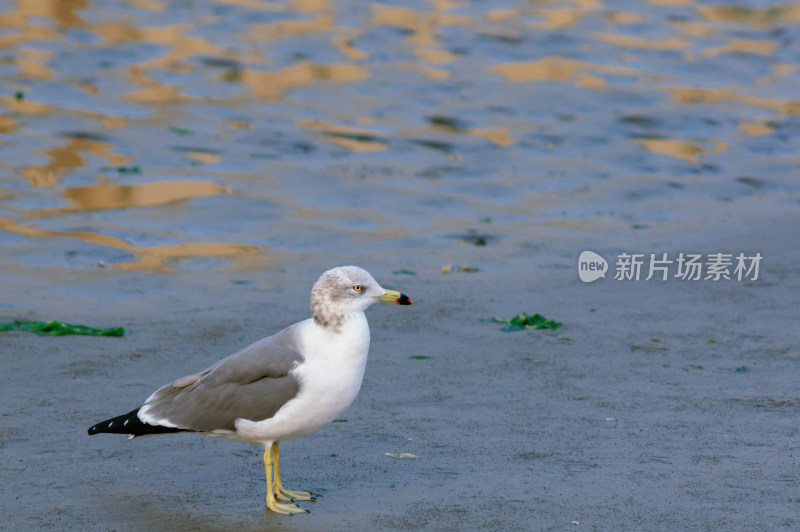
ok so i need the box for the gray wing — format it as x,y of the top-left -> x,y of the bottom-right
138,323 -> 305,432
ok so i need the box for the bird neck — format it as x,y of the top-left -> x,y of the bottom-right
310,297 -> 357,332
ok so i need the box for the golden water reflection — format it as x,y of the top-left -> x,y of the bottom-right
330,32 -> 369,60
738,121 -> 774,136
667,87 -> 800,115
21,181 -> 231,220
698,4 -> 800,26
184,152 -> 223,165
0,218 -> 259,271
245,14 -> 334,41
701,38 -> 778,58
17,48 -> 54,80
64,181 -> 230,210
4,178 -> 251,269
491,56 -> 641,84
0,0 -> 84,28
469,128 -> 513,147
634,138 -> 728,164
0,116 -> 16,133
241,61 -> 368,99
22,138 -> 130,188
299,120 -> 388,152
592,32 -> 691,51
0,93 -> 51,115
370,4 -> 470,47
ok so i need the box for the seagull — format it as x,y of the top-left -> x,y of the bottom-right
88,266 -> 412,515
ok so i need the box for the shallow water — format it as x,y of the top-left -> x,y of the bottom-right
0,0 -> 798,271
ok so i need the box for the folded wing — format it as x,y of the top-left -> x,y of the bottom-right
138,326 -> 305,433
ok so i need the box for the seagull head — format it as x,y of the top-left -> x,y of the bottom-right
310,266 -> 411,329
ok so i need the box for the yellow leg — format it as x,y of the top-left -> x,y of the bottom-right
272,442 -> 314,502
263,446 -> 307,515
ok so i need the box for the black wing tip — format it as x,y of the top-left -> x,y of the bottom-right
88,407 -> 188,437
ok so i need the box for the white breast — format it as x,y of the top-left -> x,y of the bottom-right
233,314 -> 371,444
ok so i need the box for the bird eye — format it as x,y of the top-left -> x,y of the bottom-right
352,284 -> 364,292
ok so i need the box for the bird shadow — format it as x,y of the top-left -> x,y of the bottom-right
89,489 -> 313,531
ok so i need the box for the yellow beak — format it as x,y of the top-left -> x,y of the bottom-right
376,289 -> 412,305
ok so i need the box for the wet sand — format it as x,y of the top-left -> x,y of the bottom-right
2,0 -> 800,529
2,211 -> 798,531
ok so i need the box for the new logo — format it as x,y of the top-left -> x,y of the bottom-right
578,251 -> 608,283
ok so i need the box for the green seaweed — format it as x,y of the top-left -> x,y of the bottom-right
0,320 -> 124,337
409,355 -> 432,360
169,126 -> 193,136
101,165 -> 140,174
491,313 -> 563,332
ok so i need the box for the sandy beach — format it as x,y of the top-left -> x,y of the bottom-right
3,210 -> 799,530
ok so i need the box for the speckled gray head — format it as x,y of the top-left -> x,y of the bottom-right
310,266 -> 412,330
